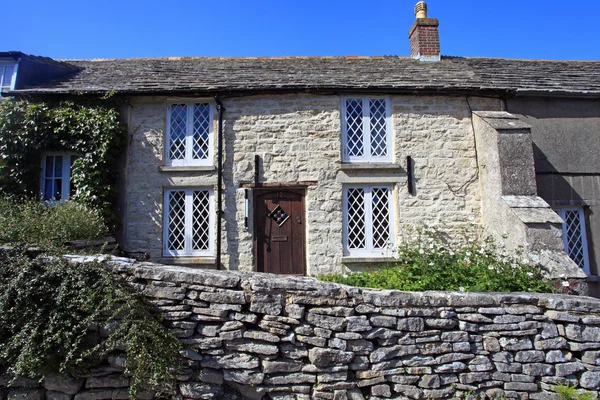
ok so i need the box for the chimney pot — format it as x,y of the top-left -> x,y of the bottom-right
415,1 -> 427,18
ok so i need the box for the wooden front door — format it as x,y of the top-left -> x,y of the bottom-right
255,189 -> 306,275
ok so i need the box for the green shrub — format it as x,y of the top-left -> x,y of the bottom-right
0,251 -> 180,396
555,384 -> 595,400
320,229 -> 554,293
0,197 -> 107,249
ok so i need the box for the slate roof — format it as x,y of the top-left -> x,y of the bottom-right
11,56 -> 600,97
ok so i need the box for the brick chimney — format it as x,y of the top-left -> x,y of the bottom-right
408,1 -> 440,62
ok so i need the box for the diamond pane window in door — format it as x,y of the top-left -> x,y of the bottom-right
268,205 -> 290,226
169,104 -> 187,160
370,99 -> 388,157
167,191 -> 186,252
192,104 -> 210,160
192,190 -> 211,251
371,187 -> 390,249
347,188 -> 366,249
345,98 -> 364,157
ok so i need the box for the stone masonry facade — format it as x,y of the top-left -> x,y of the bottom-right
3,257 -> 600,399
121,94 -> 502,275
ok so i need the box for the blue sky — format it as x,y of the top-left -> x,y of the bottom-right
5,0 -> 600,60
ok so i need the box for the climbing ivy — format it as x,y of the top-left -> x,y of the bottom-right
0,98 -> 126,226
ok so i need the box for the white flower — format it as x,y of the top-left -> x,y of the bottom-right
465,251 -> 472,257
561,281 -> 570,287
429,243 -> 435,249
488,265 -> 494,270
419,249 -> 425,255
429,262 -> 434,266
459,287 -> 465,292
449,251 -> 455,256
527,272 -> 533,277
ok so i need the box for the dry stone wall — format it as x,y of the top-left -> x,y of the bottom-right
3,258 -> 600,400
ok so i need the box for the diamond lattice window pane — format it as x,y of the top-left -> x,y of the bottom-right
347,188 -> 366,249
268,205 -> 290,226
192,190 -> 211,251
167,191 -> 186,251
370,99 -> 388,157
371,187 -> 390,249
345,99 -> 364,157
169,104 -> 187,160
564,210 -> 586,269
192,104 -> 210,160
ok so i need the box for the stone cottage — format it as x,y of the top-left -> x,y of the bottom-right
2,3 -> 600,292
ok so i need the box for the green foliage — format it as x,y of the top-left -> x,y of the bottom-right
320,229 -> 554,293
0,196 -> 107,250
555,384 -> 595,400
0,98 -> 126,226
0,251 -> 180,396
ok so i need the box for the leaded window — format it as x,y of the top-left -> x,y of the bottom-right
166,103 -> 213,166
164,188 -> 214,256
555,207 -> 590,275
40,153 -> 79,201
343,185 -> 394,256
342,98 -> 392,162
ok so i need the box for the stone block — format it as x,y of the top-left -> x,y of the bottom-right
397,318 -> 424,332
308,348 -> 354,367
346,316 -> 372,332
307,313 -> 347,331
44,375 -> 84,395
250,292 -> 282,315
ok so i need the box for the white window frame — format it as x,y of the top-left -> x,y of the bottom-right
163,188 -> 215,257
40,152 -> 78,201
0,61 -> 18,91
165,101 -> 214,167
341,97 -> 393,163
342,184 -> 396,256
554,207 -> 591,275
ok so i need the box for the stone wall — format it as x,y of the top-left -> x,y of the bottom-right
121,94 -> 501,274
4,258 -> 599,399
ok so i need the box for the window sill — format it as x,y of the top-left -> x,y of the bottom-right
342,256 -> 398,264
159,165 -> 216,173
340,163 -> 402,171
158,257 -> 216,267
